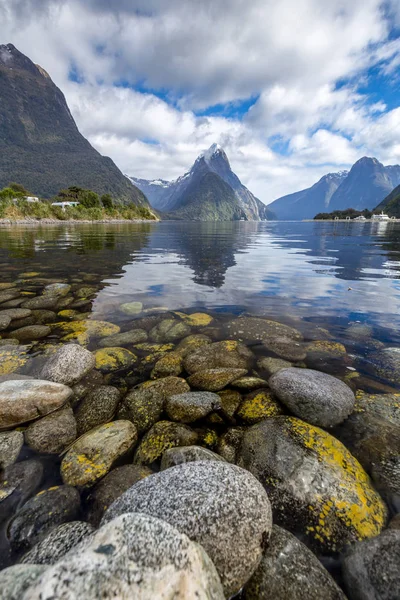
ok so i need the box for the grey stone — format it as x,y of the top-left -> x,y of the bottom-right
166,391 -> 221,423
20,521 -> 94,565
85,464 -> 153,526
263,336 -> 307,362
0,564 -> 47,600
30,310 -> 57,324
0,308 -> 32,320
0,430 -> 23,468
43,283 -> 71,297
22,296 -> 59,310
0,338 -> 19,347
269,367 -> 355,427
188,367 -> 248,392
0,460 -> 44,523
0,379 -> 73,429
149,318 -> 191,343
134,420 -> 198,465
119,301 -> 143,315
216,427 -> 245,463
98,328 -> 148,347
7,485 -> 81,552
231,376 -> 269,390
224,316 -> 303,343
61,421 -> 137,488
246,525 -> 346,599
102,460 -> 272,596
75,385 -> 121,435
10,325 -> 51,342
25,513 -> 224,600
40,344 -> 96,386
150,351 -> 183,378
161,445 -> 226,470
175,333 -> 212,357
117,385 -> 164,434
388,514 -> 400,530
237,416 -> 387,553
0,314 -> 12,331
342,529 -> 400,600
24,407 -> 77,454
0,298 -> 25,309
257,356 -> 297,375
0,289 -> 21,304
183,340 -> 253,374
139,376 -> 190,399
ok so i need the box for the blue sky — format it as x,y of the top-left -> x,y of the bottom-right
1,0 -> 400,203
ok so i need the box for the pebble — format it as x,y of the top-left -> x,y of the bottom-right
26,513 -> 224,600
75,385 -> 121,435
20,521 -> 95,565
166,391 -> 221,423
102,461 -> 272,597
61,421 -> 137,487
0,379 -> 73,429
7,485 -> 81,551
10,325 -> 51,341
133,420 -> 198,465
269,367 -> 355,427
119,301 -> 143,315
98,328 -> 148,347
24,406 -> 77,454
40,344 -> 96,386
188,367 -> 248,391
0,430 -> 23,468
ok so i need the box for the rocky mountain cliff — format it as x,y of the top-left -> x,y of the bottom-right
375,184 -> 400,217
0,44 -> 148,205
130,144 -> 274,220
268,157 -> 400,220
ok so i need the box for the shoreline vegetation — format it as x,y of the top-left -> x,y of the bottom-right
0,183 -> 157,223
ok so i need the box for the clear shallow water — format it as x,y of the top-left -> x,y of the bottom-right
1,220 -> 400,339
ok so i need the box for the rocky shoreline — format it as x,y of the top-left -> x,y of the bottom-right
0,278 -> 399,599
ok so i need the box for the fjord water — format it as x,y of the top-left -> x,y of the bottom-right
1,220 -> 400,339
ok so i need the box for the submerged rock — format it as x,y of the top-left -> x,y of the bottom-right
98,328 -> 148,347
238,416 -> 387,553
224,316 -> 303,343
20,521 -> 94,566
0,564 -> 47,600
57,319 -> 120,345
7,485 -> 81,551
236,388 -> 284,424
94,347 -> 137,373
166,391 -> 221,423
117,385 -> 164,434
133,420 -> 198,465
342,529 -> 400,600
0,379 -> 73,429
149,318 -> 191,343
174,311 -> 214,327
175,333 -> 212,357
102,461 -> 272,597
40,344 -> 95,386
245,525 -> 346,600
216,427 -> 245,463
188,367 -> 248,391
42,283 -> 71,298
61,421 -> 137,488
0,460 -> 44,523
269,368 -> 355,427
75,385 -> 121,435
0,430 -> 23,468
119,301 -> 143,315
365,347 -> 400,384
85,464 -> 153,526
0,345 -> 30,376
161,445 -> 225,470
150,351 -> 183,378
262,336 -> 307,362
24,406 -> 77,454
26,513 -> 224,600
183,339 -> 253,374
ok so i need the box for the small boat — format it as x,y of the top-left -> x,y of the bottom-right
372,212 -> 390,221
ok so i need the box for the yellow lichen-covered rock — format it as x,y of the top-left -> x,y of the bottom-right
134,343 -> 175,354
188,368 -> 248,392
236,389 -> 284,424
0,345 -> 30,376
238,416 -> 388,552
150,351 -> 183,379
55,320 -> 120,345
57,309 -> 80,319
94,347 -> 137,373
61,421 -> 137,488
184,340 -> 253,375
306,340 -> 347,356
134,420 -> 198,465
175,334 -> 212,357
174,312 -> 214,327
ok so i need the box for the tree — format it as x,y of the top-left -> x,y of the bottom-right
8,182 -> 29,196
101,194 -> 114,210
80,190 -> 100,208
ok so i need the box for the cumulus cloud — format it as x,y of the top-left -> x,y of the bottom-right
0,0 -> 400,202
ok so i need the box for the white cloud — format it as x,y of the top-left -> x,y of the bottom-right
0,0 -> 400,203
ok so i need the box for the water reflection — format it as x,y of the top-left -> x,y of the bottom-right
1,221 -> 400,331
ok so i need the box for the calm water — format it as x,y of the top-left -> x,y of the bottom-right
1,220 -> 400,339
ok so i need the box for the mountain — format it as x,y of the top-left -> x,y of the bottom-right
0,44 -> 148,206
267,171 -> 348,220
129,144 -> 274,220
328,157 -> 400,212
268,157 -> 400,220
375,184 -> 400,217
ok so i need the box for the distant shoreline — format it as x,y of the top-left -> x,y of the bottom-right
0,218 -> 157,226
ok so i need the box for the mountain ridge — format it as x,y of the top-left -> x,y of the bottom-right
0,43 -> 148,206
268,157 -> 400,220
130,144 -> 274,221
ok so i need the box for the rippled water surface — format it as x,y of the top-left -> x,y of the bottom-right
1,220 -> 400,336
